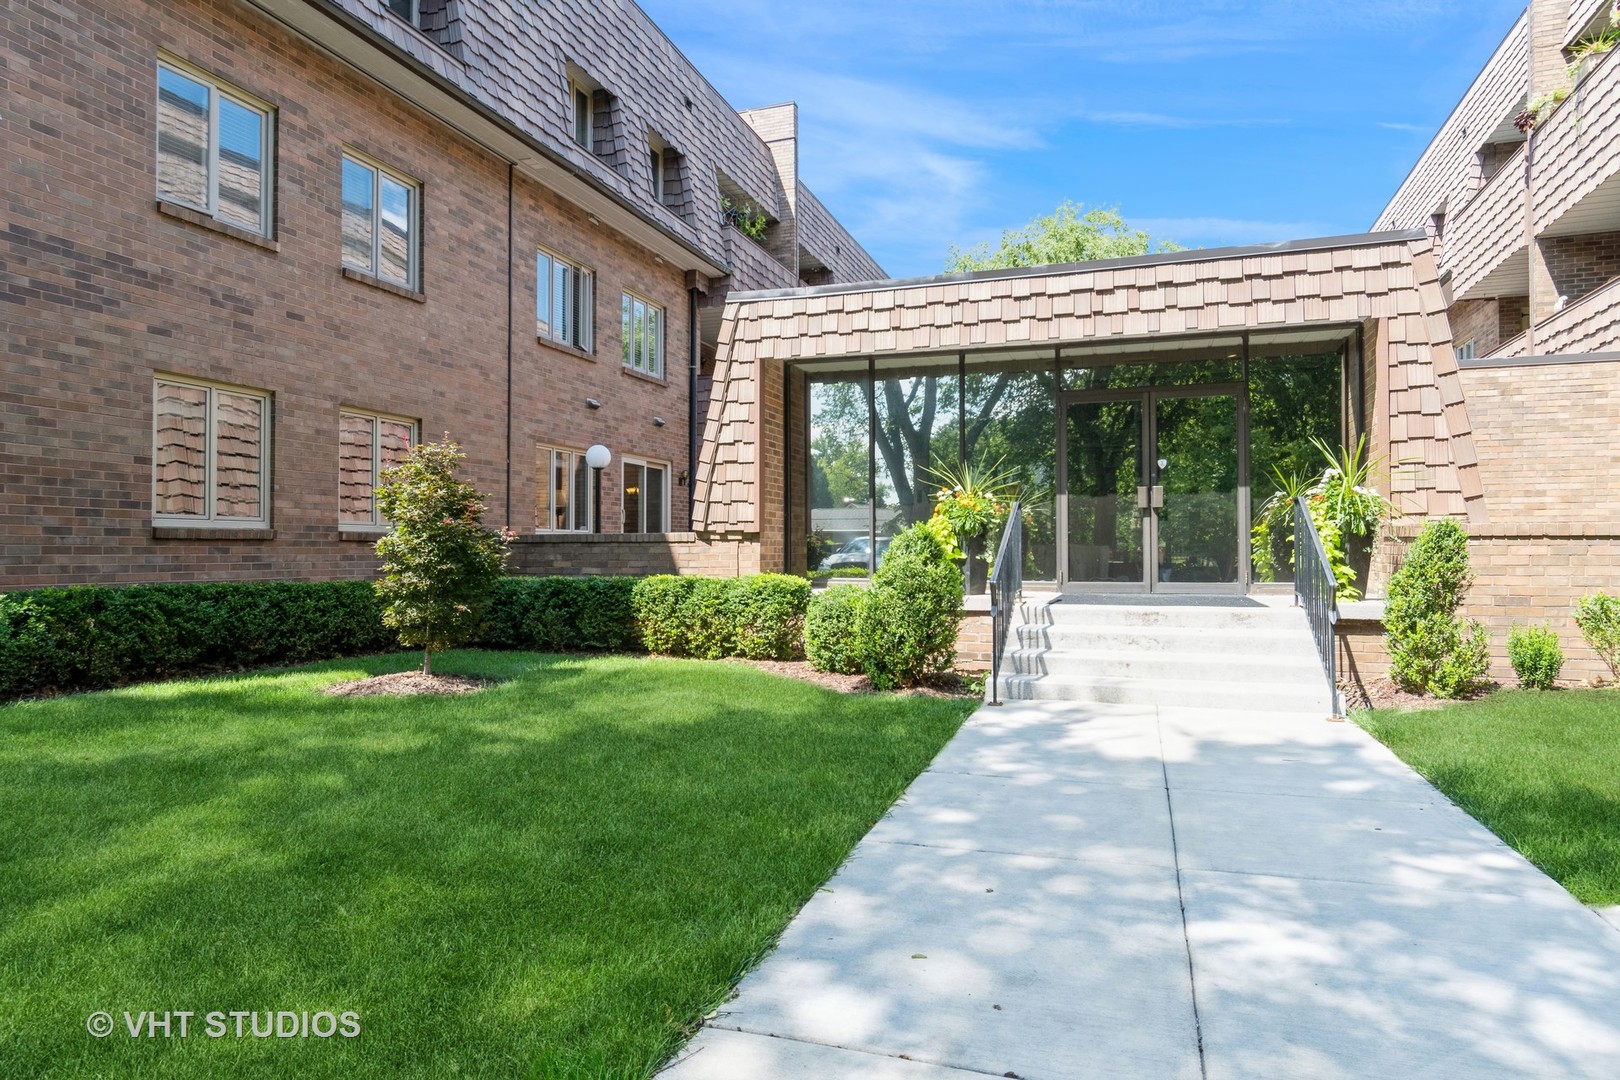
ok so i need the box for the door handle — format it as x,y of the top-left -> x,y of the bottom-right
1150,485 -> 1165,509
1136,486 -> 1150,510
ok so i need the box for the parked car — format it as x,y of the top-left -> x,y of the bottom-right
820,536 -> 892,572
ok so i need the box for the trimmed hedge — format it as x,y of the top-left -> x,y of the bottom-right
483,576 -> 639,652
0,580 -> 395,701
0,571 -> 817,703
631,574 -> 811,661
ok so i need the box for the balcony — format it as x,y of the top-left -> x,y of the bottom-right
1447,142 -> 1528,301
1487,274 -> 1620,357
721,222 -> 797,294
1534,44 -> 1620,239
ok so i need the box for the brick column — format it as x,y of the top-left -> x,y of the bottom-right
1527,0 -> 1572,347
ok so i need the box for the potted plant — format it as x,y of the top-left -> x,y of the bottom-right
928,457 -> 1015,595
1307,435 -> 1393,600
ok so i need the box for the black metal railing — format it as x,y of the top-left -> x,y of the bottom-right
1293,496 -> 1340,715
987,502 -> 1023,706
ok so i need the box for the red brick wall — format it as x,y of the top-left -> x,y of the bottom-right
1543,230 -> 1620,305
1,0 -> 693,587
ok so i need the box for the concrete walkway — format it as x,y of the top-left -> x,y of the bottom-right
661,701 -> 1620,1079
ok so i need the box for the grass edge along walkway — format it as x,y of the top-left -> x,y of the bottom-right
1358,688 -> 1620,907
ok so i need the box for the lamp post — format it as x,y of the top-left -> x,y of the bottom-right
585,443 -> 611,533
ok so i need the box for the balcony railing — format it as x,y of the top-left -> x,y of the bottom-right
721,222 -> 796,293
1487,273 -> 1620,358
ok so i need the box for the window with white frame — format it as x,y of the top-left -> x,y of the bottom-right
571,83 -> 593,149
341,151 -> 420,289
536,248 -> 593,351
338,410 -> 417,527
537,445 -> 594,532
622,458 -> 669,534
152,376 -> 270,525
1454,339 -> 1476,361
621,293 -> 664,378
156,58 -> 273,236
384,0 -> 417,23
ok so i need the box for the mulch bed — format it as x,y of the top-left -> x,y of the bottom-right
1343,675 -> 1498,713
323,671 -> 498,697
722,658 -> 982,699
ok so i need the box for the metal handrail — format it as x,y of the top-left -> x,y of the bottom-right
986,501 -> 1023,706
1293,496 -> 1340,716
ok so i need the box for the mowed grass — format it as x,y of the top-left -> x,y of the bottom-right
0,651 -> 975,1079
1359,689 -> 1620,905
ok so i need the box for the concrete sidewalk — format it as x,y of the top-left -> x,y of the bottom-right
661,701 -> 1620,1079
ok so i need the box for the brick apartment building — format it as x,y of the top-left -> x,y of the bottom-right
1,0 -> 879,587
4,0 -> 1618,682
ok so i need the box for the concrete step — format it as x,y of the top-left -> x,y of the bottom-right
1016,599 -> 1310,631
1012,622 -> 1322,659
993,670 -> 1332,713
1003,645 -> 1326,684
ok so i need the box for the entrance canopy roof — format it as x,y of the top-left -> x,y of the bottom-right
696,229 -> 1489,539
717,230 -> 1432,366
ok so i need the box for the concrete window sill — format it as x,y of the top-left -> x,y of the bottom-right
341,266 -> 425,302
156,200 -> 279,253
621,366 -> 669,388
537,336 -> 595,362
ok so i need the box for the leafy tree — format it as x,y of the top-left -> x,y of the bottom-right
946,201 -> 1181,273
373,437 -> 512,674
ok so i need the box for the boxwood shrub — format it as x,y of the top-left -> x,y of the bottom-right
854,523 -> 965,689
804,586 -> 866,674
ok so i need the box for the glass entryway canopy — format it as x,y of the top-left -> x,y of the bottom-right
795,326 -> 1362,592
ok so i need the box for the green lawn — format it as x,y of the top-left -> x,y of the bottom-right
0,651 -> 975,1079
1358,689 -> 1620,905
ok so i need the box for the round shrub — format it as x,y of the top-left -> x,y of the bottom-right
1507,625 -> 1564,690
1573,592 -> 1620,681
853,522 -> 965,690
733,574 -> 812,660
804,586 -> 866,674
1384,519 -> 1491,697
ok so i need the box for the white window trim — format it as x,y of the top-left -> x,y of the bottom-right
649,146 -> 665,203
341,148 -> 422,290
1454,339 -> 1476,361
621,457 -> 671,534
338,409 -> 418,530
155,55 -> 274,236
621,291 -> 665,379
536,246 -> 594,352
570,82 -> 593,150
536,444 -> 595,533
151,374 -> 271,528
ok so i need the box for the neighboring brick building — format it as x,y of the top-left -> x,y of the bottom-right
0,0 -> 880,587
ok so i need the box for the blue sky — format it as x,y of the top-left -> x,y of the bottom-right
638,0 -> 1526,277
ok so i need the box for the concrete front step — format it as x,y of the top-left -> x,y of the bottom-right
994,670 -> 1332,713
994,595 -> 1332,713
1003,645 -> 1326,684
1012,622 -> 1322,659
1018,599 -> 1310,631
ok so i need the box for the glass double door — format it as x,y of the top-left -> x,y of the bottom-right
1059,387 -> 1243,592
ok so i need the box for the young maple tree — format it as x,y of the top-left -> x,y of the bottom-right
373,437 -> 511,674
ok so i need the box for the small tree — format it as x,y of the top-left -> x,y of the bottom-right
373,437 -> 511,674
1383,519 -> 1490,697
